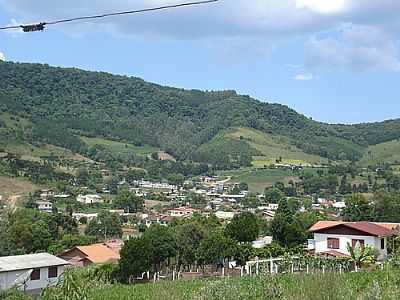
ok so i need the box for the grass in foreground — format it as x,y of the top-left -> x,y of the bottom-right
87,269 -> 400,300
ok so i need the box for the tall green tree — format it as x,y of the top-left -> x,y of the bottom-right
85,211 -> 123,239
225,212 -> 260,243
343,194 -> 373,221
114,190 -> 143,213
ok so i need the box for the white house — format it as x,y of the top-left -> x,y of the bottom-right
36,201 -> 53,213
0,253 -> 69,294
308,221 -> 397,261
76,194 -> 103,204
215,211 -> 235,220
167,207 -> 197,218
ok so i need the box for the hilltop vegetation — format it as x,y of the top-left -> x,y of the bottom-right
1,61 -> 400,168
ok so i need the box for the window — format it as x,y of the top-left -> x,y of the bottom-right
351,239 -> 365,248
327,238 -> 340,249
48,266 -> 58,278
30,269 -> 41,281
381,238 -> 385,250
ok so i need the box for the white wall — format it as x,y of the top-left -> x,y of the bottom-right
314,233 -> 387,260
0,265 -> 65,292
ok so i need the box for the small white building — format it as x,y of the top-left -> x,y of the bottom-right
0,253 -> 69,294
215,211 -> 235,220
76,194 -> 103,204
36,201 -> 53,213
72,212 -> 98,222
252,236 -> 273,249
308,221 -> 397,261
167,207 -> 197,218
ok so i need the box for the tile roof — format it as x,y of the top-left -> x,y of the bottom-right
79,244 -> 120,264
0,253 -> 69,273
309,221 -> 344,231
318,250 -> 350,258
310,221 -> 395,237
63,244 -> 121,264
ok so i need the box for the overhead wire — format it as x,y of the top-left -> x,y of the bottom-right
0,0 -> 219,31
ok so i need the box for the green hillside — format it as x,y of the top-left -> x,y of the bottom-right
359,139 -> 400,166
81,136 -> 159,158
225,127 -> 328,166
1,61 -> 400,168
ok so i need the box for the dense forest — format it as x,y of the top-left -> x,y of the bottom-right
1,61 -> 400,167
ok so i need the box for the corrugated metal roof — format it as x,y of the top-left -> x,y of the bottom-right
0,253 -> 69,273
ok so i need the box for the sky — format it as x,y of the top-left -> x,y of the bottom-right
0,0 -> 400,124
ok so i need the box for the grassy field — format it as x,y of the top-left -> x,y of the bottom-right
220,168 -> 299,193
0,140 -> 89,162
86,269 -> 400,300
0,175 -> 39,203
81,136 -> 159,158
359,139 -> 400,166
226,128 -> 328,166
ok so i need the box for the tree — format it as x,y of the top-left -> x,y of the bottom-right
144,225 -> 176,272
126,169 -> 147,182
85,211 -> 123,239
271,198 -> 298,247
225,212 -> 259,243
114,190 -> 143,213
346,242 -> 377,271
197,231 -> 236,267
76,168 -> 89,185
265,188 -> 284,204
119,236 -> 152,280
241,196 -> 261,209
239,182 -> 249,191
342,194 -> 373,221
175,222 -> 205,269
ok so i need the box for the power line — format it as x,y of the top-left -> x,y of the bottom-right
0,0 -> 219,32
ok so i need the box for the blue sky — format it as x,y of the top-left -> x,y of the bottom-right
1,0 -> 400,124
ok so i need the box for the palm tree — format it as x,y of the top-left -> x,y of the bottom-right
346,242 -> 377,272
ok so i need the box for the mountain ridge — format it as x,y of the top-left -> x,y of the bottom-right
0,60 -> 399,167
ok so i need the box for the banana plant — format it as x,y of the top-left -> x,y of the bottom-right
346,242 -> 377,272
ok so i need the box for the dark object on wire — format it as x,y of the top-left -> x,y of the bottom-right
21,23 -> 46,32
0,0 -> 219,32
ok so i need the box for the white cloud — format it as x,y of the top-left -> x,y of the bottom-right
2,1 -> 400,71
296,0 -> 348,14
0,52 -> 5,61
305,24 -> 400,72
294,73 -> 313,80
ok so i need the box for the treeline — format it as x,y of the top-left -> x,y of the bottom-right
2,61 -> 400,166
0,208 -> 97,256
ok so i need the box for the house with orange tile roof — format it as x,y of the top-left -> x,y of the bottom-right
58,241 -> 122,267
308,221 -> 397,260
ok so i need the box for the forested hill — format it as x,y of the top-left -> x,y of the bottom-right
0,61 -> 399,166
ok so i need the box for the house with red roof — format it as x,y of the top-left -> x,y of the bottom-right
308,221 -> 399,260
58,241 -> 122,267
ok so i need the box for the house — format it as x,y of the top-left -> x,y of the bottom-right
0,253 -> 69,294
59,242 -> 122,267
167,207 -> 197,218
40,189 -> 54,200
262,210 -> 276,221
215,211 -> 235,220
308,221 -> 397,260
141,213 -> 173,227
36,200 -> 53,213
72,212 -> 98,222
76,194 -> 103,204
252,236 -> 273,249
